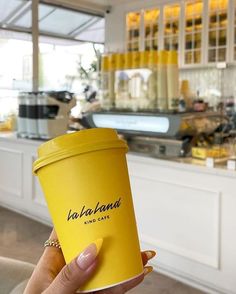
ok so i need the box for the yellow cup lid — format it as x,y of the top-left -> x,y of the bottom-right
33,128 -> 128,174
167,51 -> 178,64
158,50 -> 168,65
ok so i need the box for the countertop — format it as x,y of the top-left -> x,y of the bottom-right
1,131 -> 236,179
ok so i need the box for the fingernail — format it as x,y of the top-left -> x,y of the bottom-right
145,250 -> 156,260
77,238 -> 103,270
144,266 -> 153,276
93,238 -> 103,255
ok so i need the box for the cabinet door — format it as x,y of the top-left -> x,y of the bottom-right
207,0 -> 228,63
233,0 -> 236,61
143,9 -> 160,51
126,11 -> 141,52
163,3 -> 181,51
184,0 -> 204,65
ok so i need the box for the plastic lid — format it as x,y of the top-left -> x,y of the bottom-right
33,128 -> 128,174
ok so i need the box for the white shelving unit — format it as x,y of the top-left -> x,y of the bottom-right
163,3 -> 181,51
118,0 -> 236,68
184,0 -> 204,65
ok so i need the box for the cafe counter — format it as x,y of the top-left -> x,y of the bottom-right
0,132 -> 236,294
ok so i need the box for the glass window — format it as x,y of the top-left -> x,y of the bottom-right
0,35 -> 32,90
234,0 -> 236,60
126,12 -> 141,51
144,9 -> 160,51
39,6 -> 94,36
184,0 -> 203,64
208,0 -> 228,63
0,32 -> 32,122
164,3 -> 180,51
0,0 -> 27,23
1,2 -> 104,44
39,40 -> 104,94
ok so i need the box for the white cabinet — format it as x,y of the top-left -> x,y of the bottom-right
163,3 -> 181,52
1,135 -> 236,293
143,9 -> 160,51
128,153 -> 236,294
206,0 -> 229,63
120,0 -> 236,67
183,0 -> 204,65
126,11 -> 141,52
0,135 -> 51,225
231,0 -> 236,62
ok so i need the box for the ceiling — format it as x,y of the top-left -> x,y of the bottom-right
0,0 -> 105,44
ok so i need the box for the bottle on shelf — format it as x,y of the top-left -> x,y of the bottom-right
100,55 -> 110,110
108,53 -> 116,109
147,50 -> 158,109
157,50 -> 168,111
167,51 -> 179,111
180,80 -> 193,110
115,53 -> 129,109
129,51 -> 144,111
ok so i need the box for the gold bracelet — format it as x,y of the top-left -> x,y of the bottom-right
44,239 -> 61,249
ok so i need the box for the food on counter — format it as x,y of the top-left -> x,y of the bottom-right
192,146 -> 229,159
0,114 -> 16,132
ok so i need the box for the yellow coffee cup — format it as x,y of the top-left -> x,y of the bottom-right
33,128 -> 143,293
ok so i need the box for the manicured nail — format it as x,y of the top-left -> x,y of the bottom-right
93,238 -> 103,255
145,250 -> 156,260
144,266 -> 153,276
77,238 -> 103,270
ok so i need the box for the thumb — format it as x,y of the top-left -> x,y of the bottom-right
44,239 -> 103,294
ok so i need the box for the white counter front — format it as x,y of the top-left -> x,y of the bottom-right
0,133 -> 235,294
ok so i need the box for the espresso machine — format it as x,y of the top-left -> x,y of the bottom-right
37,91 -> 76,139
17,92 -> 27,138
17,91 -> 76,139
80,111 -> 225,158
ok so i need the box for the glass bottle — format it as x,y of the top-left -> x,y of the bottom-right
167,51 -> 179,111
100,55 -> 110,110
147,50 -> 157,109
157,50 -> 168,111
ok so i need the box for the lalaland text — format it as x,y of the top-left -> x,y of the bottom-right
67,197 -> 122,225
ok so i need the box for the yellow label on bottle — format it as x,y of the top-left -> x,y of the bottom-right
108,54 -> 116,71
124,52 -> 133,69
140,51 -> 149,68
167,51 -> 178,65
158,50 -> 168,65
115,53 -> 125,70
101,55 -> 109,72
132,51 -> 140,69
148,50 -> 158,68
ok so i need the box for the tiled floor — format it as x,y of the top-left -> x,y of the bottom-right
0,206 -> 205,294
